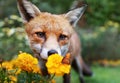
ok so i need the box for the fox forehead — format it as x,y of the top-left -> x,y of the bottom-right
25,12 -> 74,35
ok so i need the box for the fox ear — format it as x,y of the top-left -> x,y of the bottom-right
65,5 -> 87,27
17,0 -> 41,23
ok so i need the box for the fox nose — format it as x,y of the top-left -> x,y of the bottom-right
48,50 -> 58,56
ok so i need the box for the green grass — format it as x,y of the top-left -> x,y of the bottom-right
55,65 -> 120,83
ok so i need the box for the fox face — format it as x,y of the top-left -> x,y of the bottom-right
25,13 -> 73,59
17,0 -> 86,59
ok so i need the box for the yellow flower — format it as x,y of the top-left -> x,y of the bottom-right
15,52 -> 40,73
32,65 -> 41,74
9,75 -> 17,82
2,61 -> 14,70
15,68 -> 21,75
46,54 -> 71,76
60,64 -> 71,74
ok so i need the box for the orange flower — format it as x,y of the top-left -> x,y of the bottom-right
14,52 -> 41,73
46,54 -> 71,76
9,75 -> 17,82
2,60 -> 15,70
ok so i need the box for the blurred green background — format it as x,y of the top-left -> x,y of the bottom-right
0,0 -> 120,61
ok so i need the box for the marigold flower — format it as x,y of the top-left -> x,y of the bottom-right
46,54 -> 71,76
15,68 -> 21,75
15,52 -> 41,73
2,60 -> 15,70
9,75 -> 17,82
32,65 -> 41,74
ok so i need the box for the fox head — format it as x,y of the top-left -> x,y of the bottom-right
17,0 -> 87,59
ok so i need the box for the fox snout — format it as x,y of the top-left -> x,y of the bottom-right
40,45 -> 62,59
48,49 -> 58,56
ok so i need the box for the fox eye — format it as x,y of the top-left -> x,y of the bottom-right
59,34 -> 68,40
36,32 -> 45,38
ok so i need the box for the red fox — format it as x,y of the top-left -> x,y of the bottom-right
17,0 -> 92,83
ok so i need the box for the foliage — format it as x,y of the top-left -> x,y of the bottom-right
79,21 -> 120,60
86,0 -> 120,26
0,67 -> 11,83
0,15 -> 30,60
0,0 -> 74,19
30,0 -> 74,14
0,15 -> 22,28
